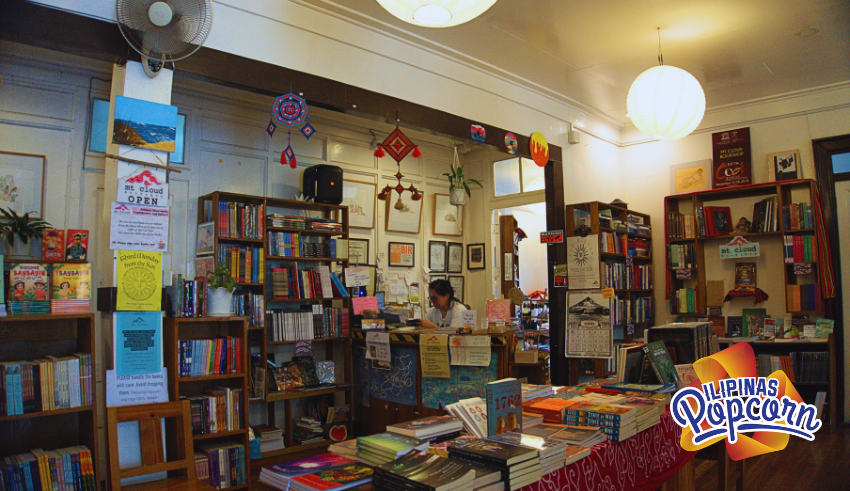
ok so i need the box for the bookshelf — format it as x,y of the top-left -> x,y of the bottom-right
163,316 -> 250,490
499,215 -> 519,311
563,201 -> 655,384
0,314 -> 100,483
663,179 -> 823,317
198,191 -> 354,476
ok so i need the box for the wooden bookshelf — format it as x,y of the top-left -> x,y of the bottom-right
0,314 -> 100,483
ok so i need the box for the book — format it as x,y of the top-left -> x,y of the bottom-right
486,378 -> 522,436
41,229 -> 65,260
260,454 -> 358,490
447,438 -> 538,466
373,450 -> 476,491
741,309 -> 767,337
65,229 -> 89,261
550,425 -> 606,447
357,432 -> 430,459
387,415 -> 464,440
734,263 -> 757,292
50,263 -> 92,314
291,463 -> 373,491
641,341 -> 682,387
446,398 -> 489,438
316,361 -> 335,385
815,318 -> 834,338
726,316 -> 743,337
9,263 -> 50,314
674,365 -> 699,387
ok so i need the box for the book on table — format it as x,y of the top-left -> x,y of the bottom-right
386,415 -> 464,440
372,449 -> 477,491
447,437 -> 538,466
259,453 -> 358,489
486,378 -> 523,436
356,432 -> 430,463
290,463 -> 374,491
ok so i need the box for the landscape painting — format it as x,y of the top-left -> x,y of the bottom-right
112,95 -> 178,152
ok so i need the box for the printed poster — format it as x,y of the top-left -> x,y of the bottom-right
420,334 -> 450,378
365,331 -> 391,362
565,290 -> 613,359
105,368 -> 168,407
110,202 -> 170,251
449,335 -> 490,366
567,235 -> 600,289
712,127 -> 752,188
116,250 -> 162,311
117,161 -> 168,206
422,355 -> 498,410
114,311 -> 162,375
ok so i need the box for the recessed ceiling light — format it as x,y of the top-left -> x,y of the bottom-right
794,27 -> 820,38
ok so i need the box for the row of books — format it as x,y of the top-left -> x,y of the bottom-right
167,275 -> 207,318
667,243 -> 697,269
627,238 -> 650,258
666,211 -> 696,240
217,245 -> 264,284
600,232 -> 627,254
216,201 -> 265,239
267,307 -> 350,342
268,233 -> 348,259
646,322 -> 714,364
266,214 -> 343,231
8,263 -> 91,316
602,263 -> 652,290
232,292 -> 265,328
786,284 -> 819,312
783,234 -> 817,263
0,446 -> 96,491
177,337 -> 243,378
782,202 -> 813,230
271,265 -> 343,300
781,352 -> 830,384
185,387 -> 244,435
195,442 -> 248,489
670,288 -> 697,314
0,354 -> 93,416
750,197 -> 779,233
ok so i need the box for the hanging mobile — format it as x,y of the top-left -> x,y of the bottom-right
268,83 -> 313,167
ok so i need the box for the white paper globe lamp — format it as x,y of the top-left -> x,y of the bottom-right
626,65 -> 706,140
376,0 -> 498,28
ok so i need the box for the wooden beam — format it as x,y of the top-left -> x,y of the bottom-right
544,158 -> 568,385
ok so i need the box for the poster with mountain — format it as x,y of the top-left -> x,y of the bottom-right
566,291 -> 613,359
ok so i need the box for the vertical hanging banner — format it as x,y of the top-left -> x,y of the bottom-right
116,250 -> 162,311
712,127 -> 751,188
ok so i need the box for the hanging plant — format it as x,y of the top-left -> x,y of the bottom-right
443,148 -> 482,205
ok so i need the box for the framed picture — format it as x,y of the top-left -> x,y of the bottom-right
432,193 -> 462,236
196,222 -> 214,256
342,179 -> 377,229
349,238 -> 369,264
429,240 -> 447,272
385,193 -> 423,234
447,242 -> 463,273
112,95 -> 178,152
388,241 -> 415,268
467,243 -> 486,270
670,159 -> 711,194
767,150 -> 802,181
0,151 -> 46,218
449,276 -> 464,304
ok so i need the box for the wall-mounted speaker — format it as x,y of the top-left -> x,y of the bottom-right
302,164 -> 343,204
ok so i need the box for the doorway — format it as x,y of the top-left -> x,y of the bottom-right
492,202 -> 549,299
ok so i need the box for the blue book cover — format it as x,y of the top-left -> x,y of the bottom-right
485,378 -> 523,436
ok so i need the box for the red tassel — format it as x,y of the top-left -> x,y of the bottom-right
280,151 -> 286,165
290,156 -> 297,169
374,145 -> 385,158
412,145 -> 421,158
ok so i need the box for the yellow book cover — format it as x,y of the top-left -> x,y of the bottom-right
51,263 -> 92,299
116,250 -> 162,311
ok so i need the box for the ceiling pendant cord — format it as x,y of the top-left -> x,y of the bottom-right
657,27 -> 664,66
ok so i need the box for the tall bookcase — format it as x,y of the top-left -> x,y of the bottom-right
499,215 -> 519,308
564,201 -> 654,384
0,314 -> 100,483
197,191 -> 353,478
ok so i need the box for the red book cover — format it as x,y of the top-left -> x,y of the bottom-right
226,336 -> 233,374
214,339 -> 223,375
65,229 -> 89,261
42,229 -> 65,261
712,127 -> 752,188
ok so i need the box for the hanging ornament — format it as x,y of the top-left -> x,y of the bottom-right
504,132 -> 518,154
268,86 -> 310,138
300,121 -> 316,140
281,130 -> 297,168
529,131 -> 549,167
471,124 -> 486,144
266,120 -> 277,137
374,116 -> 424,205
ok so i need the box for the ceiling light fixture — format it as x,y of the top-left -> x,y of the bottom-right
626,28 -> 706,140
376,0 -> 498,28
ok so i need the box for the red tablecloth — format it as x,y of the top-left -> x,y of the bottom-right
519,412 -> 696,491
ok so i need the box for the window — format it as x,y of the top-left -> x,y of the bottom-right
832,152 -> 850,174
89,99 -> 186,164
493,157 -> 545,196
170,114 -> 186,164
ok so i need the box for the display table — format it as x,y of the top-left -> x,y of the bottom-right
519,412 -> 696,491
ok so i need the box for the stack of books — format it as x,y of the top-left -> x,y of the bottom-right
521,397 -> 577,424
373,450 -> 490,491
293,416 -> 325,445
290,462 -> 373,491
387,415 -> 464,443
445,397 -> 489,438
521,412 -> 544,428
620,396 -> 663,432
328,439 -> 359,460
447,438 -> 541,491
356,432 -> 430,465
50,263 -> 91,314
253,424 -> 284,454
520,384 -> 554,401
565,403 -> 639,442
0,446 -> 97,491
259,454 -> 357,490
488,432 -> 568,476
8,263 -> 50,315
196,442 -> 248,489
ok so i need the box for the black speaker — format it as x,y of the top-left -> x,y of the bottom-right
302,164 -> 343,204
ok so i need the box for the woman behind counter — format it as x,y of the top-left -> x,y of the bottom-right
408,279 -> 467,329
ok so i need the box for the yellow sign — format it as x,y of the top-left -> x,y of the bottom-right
530,132 -> 549,167
602,288 -> 615,299
117,250 -> 162,311
420,334 -> 450,378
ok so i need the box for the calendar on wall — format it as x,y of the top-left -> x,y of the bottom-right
565,290 -> 614,359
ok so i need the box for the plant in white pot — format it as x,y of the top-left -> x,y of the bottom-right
443,149 -> 483,206
0,208 -> 52,259
206,264 -> 237,316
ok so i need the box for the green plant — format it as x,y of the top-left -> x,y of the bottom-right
0,208 -> 52,246
207,263 -> 237,293
443,160 -> 483,198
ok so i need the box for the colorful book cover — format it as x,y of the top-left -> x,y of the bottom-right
486,299 -> 512,323
447,437 -> 537,465
291,463 -> 373,490
316,361 -> 335,384
726,316 -> 743,337
9,263 -> 49,302
674,365 -> 699,387
374,450 -> 475,489
741,309 -> 767,337
65,229 -> 89,261
357,432 -> 429,457
814,318 -> 834,338
486,378 -> 523,436
641,341 -> 682,387
42,229 -> 65,261
263,454 -> 357,479
51,263 -> 92,300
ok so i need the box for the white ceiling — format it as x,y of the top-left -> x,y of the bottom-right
301,0 -> 850,127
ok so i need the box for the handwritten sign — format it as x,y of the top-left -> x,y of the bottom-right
344,267 -> 370,287
106,368 -> 168,407
352,296 -> 379,315
540,230 -> 564,244
110,202 -> 169,251
602,288 -> 615,299
719,236 -> 760,259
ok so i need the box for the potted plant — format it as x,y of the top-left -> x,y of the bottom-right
0,208 -> 52,259
443,148 -> 483,206
206,263 -> 237,316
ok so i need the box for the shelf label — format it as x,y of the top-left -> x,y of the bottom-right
540,230 -> 564,244
720,236 -> 760,259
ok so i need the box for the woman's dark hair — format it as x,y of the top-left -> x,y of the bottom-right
428,279 -> 462,306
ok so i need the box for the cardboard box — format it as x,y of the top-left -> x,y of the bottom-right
515,349 -> 538,364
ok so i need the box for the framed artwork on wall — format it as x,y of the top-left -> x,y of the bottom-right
766,150 -> 802,181
447,242 -> 463,273
196,222 -> 214,256
670,159 -> 711,194
349,238 -> 369,265
388,241 -> 415,267
467,243 -> 486,270
432,193 -> 462,236
0,151 -> 46,218
449,276 -> 464,304
429,240 -> 447,272
342,179 -> 377,229
385,194 -> 423,234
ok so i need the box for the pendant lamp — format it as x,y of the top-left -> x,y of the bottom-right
626,30 -> 705,140
376,0 -> 497,28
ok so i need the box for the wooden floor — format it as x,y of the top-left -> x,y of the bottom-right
694,424 -> 850,490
